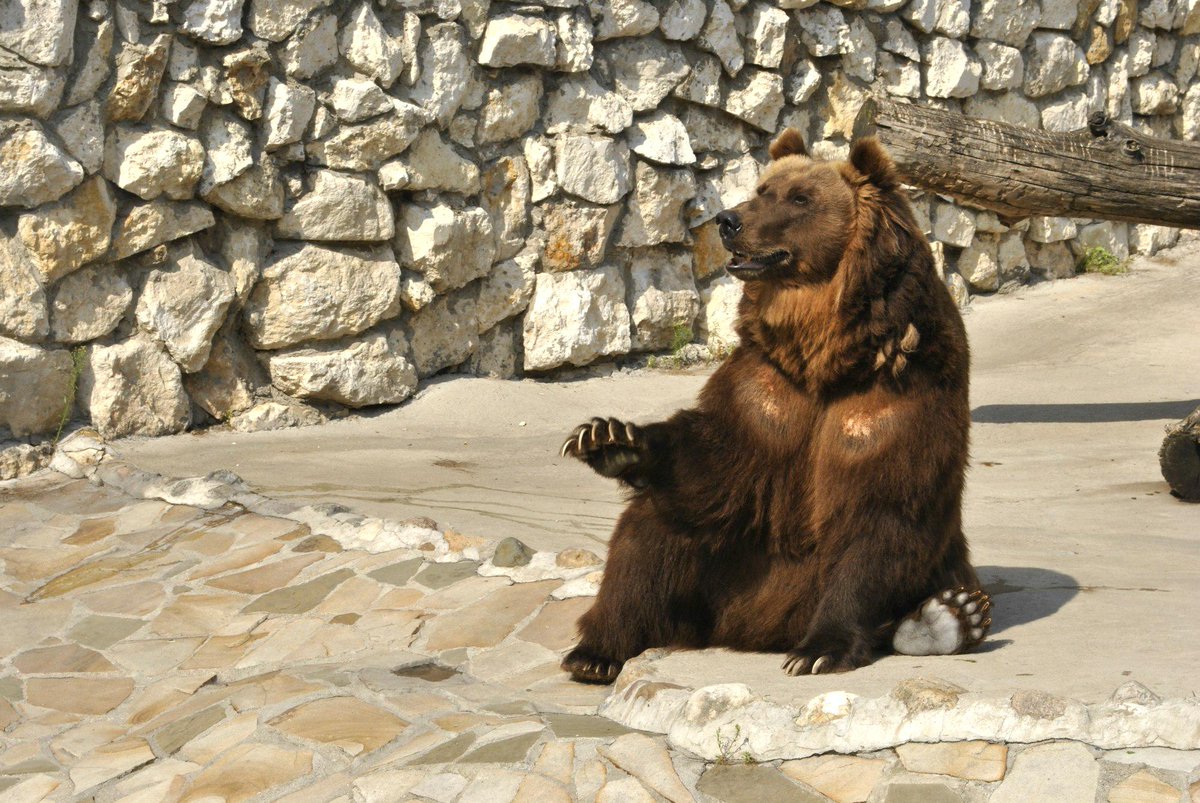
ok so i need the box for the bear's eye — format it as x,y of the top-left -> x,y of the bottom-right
791,194 -> 808,206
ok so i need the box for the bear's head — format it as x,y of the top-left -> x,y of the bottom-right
715,129 -> 917,288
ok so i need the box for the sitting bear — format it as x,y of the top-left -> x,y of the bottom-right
559,130 -> 991,684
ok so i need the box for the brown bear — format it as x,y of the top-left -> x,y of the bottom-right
559,130 -> 992,684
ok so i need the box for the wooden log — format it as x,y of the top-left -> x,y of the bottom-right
853,96 -> 1200,230
1160,406 -> 1200,502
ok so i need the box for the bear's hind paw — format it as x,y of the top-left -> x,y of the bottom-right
562,647 -> 624,685
892,587 -> 992,656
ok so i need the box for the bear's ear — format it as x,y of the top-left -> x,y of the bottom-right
769,128 -> 808,160
849,137 -> 898,191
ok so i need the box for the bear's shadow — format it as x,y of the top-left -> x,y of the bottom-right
975,565 -> 1079,638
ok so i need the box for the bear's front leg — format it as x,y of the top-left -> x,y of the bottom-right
561,417 -> 663,488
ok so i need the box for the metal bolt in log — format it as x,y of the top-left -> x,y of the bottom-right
852,96 -> 1200,230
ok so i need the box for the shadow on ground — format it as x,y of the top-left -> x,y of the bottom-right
971,399 -> 1200,424
977,565 -> 1079,635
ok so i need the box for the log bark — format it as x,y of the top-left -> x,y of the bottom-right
853,97 -> 1200,230
1160,406 -> 1200,502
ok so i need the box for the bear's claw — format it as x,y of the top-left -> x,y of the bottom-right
562,647 -> 623,685
561,417 -> 645,479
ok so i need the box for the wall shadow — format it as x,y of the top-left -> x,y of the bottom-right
976,566 -> 1080,635
971,399 -> 1200,425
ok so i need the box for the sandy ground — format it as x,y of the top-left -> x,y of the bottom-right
121,242 -> 1200,703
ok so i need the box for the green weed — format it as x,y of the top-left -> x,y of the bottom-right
1077,246 -> 1129,275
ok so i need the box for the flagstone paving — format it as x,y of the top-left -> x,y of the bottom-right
1,439 -> 1198,802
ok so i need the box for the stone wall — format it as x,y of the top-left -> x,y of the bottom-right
1,0 -> 1198,442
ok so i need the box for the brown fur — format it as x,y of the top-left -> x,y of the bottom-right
560,132 -> 984,683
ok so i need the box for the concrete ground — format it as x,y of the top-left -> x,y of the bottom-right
121,242 -> 1200,705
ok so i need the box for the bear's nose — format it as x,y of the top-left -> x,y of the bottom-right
716,210 -> 742,241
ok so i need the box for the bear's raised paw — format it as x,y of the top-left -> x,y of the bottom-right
561,417 -> 645,479
892,587 -> 992,656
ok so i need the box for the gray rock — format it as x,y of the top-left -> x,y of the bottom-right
698,0 -> 743,74
181,0 -> 244,44
199,110 -> 253,195
591,0 -> 659,40
697,764 -> 824,803
555,10 -> 594,72
230,400 -> 325,432
1028,216 -> 1077,242
618,161 -> 696,247
112,199 -> 216,260
958,235 -> 1000,292
267,332 -> 418,408
183,324 -> 264,420
410,22 -> 469,126
880,17 -> 919,60
901,0 -> 937,33
0,233 -> 48,341
970,0 -> 1039,47
674,53 -> 723,107
545,75 -> 632,135
481,155 -> 531,261
404,288 -> 479,376
990,742 -> 1098,803
0,122 -> 84,208
540,201 -> 620,272
49,265 -> 133,345
248,0 -> 332,41
1131,72 -> 1180,114
878,52 -> 921,98
310,103 -> 430,170
243,243 -> 402,350
555,134 -> 632,204
843,16 -> 877,82
64,17 -> 112,106
264,78 -> 317,149
478,14 -> 557,67
162,83 -> 207,130
0,338 -> 73,437
628,111 -> 695,165
476,248 -> 537,333
15,177 -> 115,285
604,38 -> 690,112
698,273 -> 741,349
387,129 -> 480,194
202,156 -> 285,220
477,73 -> 543,144
724,69 -> 785,131
282,12 -> 339,80
394,204 -> 495,293
1026,239 -> 1075,278
1074,220 -> 1129,260
1040,88 -> 1089,132
746,3 -> 788,68
683,106 -> 754,154
1024,32 -> 1089,97
976,42 -> 1024,90
964,91 -> 1041,128
0,442 -> 53,481
691,153 -> 762,225
136,247 -> 237,372
628,250 -> 700,351
1129,223 -> 1179,255
933,202 -> 977,248
523,265 -> 631,371
328,75 -> 393,123
467,321 -> 519,379
0,0 -> 78,66
103,126 -> 204,202
1127,28 -> 1155,77
277,170 -> 394,241
817,70 -> 870,138
211,217 -> 269,305
661,0 -> 706,40
934,0 -> 970,36
924,37 -> 981,98
339,3 -> 406,87
998,230 -> 1030,285
80,335 -> 191,438
0,56 -> 63,119
492,537 -> 535,567
106,35 -> 170,123
796,5 -> 849,57
524,135 -> 557,202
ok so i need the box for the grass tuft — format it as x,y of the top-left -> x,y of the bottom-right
1077,246 -> 1129,276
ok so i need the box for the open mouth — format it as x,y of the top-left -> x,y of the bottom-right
727,249 -> 789,276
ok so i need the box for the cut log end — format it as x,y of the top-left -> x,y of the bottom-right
1160,409 -> 1200,502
